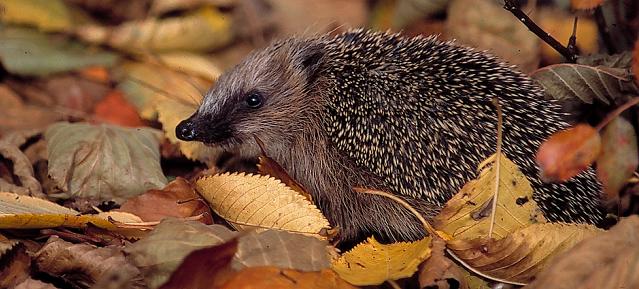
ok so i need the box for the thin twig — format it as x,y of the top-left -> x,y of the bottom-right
488,98 -> 503,238
595,96 -> 639,131
503,0 -> 578,62
567,17 -> 579,57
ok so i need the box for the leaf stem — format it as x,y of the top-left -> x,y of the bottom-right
488,98 -> 503,238
595,96 -> 639,131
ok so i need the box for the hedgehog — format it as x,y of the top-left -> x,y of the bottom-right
176,29 -> 604,245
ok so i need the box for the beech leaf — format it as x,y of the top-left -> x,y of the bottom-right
596,117 -> 639,199
45,122 -> 167,203
196,173 -> 330,237
536,124 -> 601,182
332,237 -> 432,285
531,63 -> 639,105
448,223 -> 602,284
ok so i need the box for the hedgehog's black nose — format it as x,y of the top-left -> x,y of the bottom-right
176,119 -> 197,141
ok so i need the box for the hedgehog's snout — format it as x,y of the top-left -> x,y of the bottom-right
176,118 -> 198,141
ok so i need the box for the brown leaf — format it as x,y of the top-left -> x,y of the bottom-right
448,223 -> 601,284
418,237 -> 470,289
14,278 -> 59,289
524,216 -> 639,289
34,236 -> 144,289
93,90 -> 145,127
0,241 -> 30,288
571,0 -> 604,10
219,267 -> 359,289
536,124 -> 601,182
119,177 -> 212,224
633,40 -> 639,86
0,140 -> 43,197
0,85 -> 60,134
159,239 -> 239,289
596,117 -> 639,200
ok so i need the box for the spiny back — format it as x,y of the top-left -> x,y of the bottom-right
319,30 -> 603,224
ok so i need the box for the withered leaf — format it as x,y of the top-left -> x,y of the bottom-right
434,153 -> 545,240
219,267 -> 360,289
531,63 -> 639,105
448,223 -> 602,284
0,240 -> 30,288
196,173 -> 330,236
596,116 -> 639,199
45,122 -> 167,203
0,140 -> 43,197
536,124 -> 601,182
418,237 -> 471,289
332,237 -> 432,285
524,216 -> 639,289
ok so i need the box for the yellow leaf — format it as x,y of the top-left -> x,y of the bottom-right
434,153 -> 546,240
332,237 -> 432,285
447,222 -> 602,284
0,192 -> 142,231
149,52 -> 222,82
157,99 -> 221,162
0,0 -> 72,31
196,173 -> 331,237
75,7 -> 232,53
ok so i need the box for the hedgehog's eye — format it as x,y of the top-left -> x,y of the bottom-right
245,92 -> 263,108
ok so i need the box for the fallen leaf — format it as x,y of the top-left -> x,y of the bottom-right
0,0 -> 72,31
633,40 -> 639,86
79,66 -> 110,83
571,0 -> 604,10
0,27 -> 118,77
14,278 -> 58,289
119,177 -> 213,224
524,216 -> 639,289
93,90 -> 145,127
596,117 -> 639,199
448,223 -> 602,284
257,148 -> 312,202
418,237 -> 471,289
0,140 -> 43,197
196,173 -> 330,236
220,267 -> 359,289
434,153 -> 546,240
34,236 -> 144,289
145,52 -> 222,82
125,219 -> 236,288
45,122 -> 167,203
331,236 -> 432,285
0,85 -> 60,134
75,7 -> 233,53
0,192 -> 143,231
159,239 -> 239,289
536,124 -> 601,182
149,0 -> 235,16
0,240 -> 30,288
578,51 -> 634,68
531,63 -> 639,105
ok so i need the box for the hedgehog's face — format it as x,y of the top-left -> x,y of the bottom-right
176,40 -> 325,150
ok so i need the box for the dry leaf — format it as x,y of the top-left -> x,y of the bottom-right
0,241 -> 30,288
0,192 -> 143,230
34,236 -> 144,289
196,173 -> 330,236
45,122 -> 167,203
14,278 -> 58,289
145,52 -> 222,82
434,153 -> 546,240
596,117 -> 639,199
419,237 -> 471,289
571,0 -> 604,10
524,216 -> 639,289
75,7 -> 232,53
125,219 -> 236,288
257,150 -> 311,202
633,40 -> 639,86
93,90 -> 145,127
0,140 -> 43,197
220,267 -> 359,289
332,237 -> 432,285
0,85 -> 60,134
119,177 -> 213,224
448,223 -> 602,284
536,124 -> 601,182
0,0 -> 72,31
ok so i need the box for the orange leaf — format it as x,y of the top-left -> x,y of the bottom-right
79,66 -> 110,83
596,117 -> 639,200
536,124 -> 601,182
118,177 -> 213,224
220,267 -> 359,289
93,90 -> 144,127
633,40 -> 639,86
571,0 -> 604,9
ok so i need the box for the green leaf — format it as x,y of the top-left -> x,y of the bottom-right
45,122 -> 167,203
596,117 -> 639,199
0,27 -> 118,76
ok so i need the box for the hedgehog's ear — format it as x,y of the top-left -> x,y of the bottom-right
297,43 -> 325,83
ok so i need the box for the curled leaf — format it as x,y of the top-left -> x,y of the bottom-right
536,124 -> 601,182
